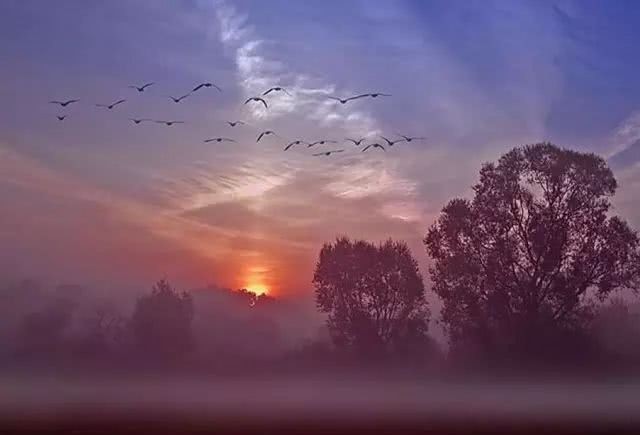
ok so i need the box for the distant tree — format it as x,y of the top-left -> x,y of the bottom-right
76,306 -> 125,357
19,296 -> 75,357
313,237 -> 429,357
131,279 -> 194,358
425,143 -> 640,360
592,298 -> 640,364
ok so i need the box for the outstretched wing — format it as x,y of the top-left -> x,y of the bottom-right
257,132 -> 266,142
141,82 -> 154,89
346,94 -> 370,101
379,135 -> 393,145
112,99 -> 126,107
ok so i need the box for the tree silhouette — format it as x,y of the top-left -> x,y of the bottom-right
19,296 -> 74,357
313,237 -> 429,357
425,143 -> 640,360
131,279 -> 194,358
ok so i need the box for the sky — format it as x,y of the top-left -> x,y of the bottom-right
1,0 -> 640,302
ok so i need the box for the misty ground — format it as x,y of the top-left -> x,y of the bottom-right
3,371 -> 640,434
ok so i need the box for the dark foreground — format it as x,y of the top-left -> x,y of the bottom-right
4,417 -> 640,435
3,374 -> 640,434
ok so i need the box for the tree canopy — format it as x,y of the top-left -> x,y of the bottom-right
313,237 -> 429,357
131,279 -> 194,358
425,143 -> 640,359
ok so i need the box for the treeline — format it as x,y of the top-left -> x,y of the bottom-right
1,143 -> 640,374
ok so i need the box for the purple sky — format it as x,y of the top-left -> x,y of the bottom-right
1,0 -> 640,302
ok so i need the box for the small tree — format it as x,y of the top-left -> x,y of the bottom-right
425,143 -> 640,360
131,279 -> 194,359
313,237 -> 429,357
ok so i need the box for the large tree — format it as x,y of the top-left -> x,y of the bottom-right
313,237 -> 429,357
425,143 -> 640,359
131,279 -> 194,358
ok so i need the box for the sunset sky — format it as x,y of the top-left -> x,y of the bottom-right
2,0 -> 640,300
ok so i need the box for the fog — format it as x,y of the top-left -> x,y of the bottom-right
3,373 -> 640,431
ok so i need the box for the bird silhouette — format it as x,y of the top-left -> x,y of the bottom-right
345,138 -> 366,146
313,150 -> 345,157
398,134 -> 426,142
307,140 -> 337,148
284,140 -> 307,151
326,95 -> 364,104
49,99 -> 79,107
56,115 -> 67,121
128,82 -> 154,92
226,120 -> 246,127
154,120 -> 184,126
244,97 -> 268,109
96,99 -> 126,110
362,92 -> 391,99
192,82 -> 222,93
328,93 -> 391,104
362,143 -> 386,152
168,94 -> 191,103
129,118 -> 151,125
263,86 -> 290,96
204,137 -> 235,143
257,130 -> 276,142
380,135 -> 405,147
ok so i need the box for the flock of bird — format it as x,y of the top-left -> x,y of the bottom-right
49,81 -> 426,156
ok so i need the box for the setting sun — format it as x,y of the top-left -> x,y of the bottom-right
246,283 -> 268,296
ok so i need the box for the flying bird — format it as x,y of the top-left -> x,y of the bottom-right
154,120 -> 184,126
96,99 -> 126,110
313,150 -> 345,157
128,82 -> 154,92
56,115 -> 67,121
362,143 -> 386,152
244,97 -> 268,109
307,140 -> 337,147
328,93 -> 391,104
168,94 -> 191,103
380,135 -> 405,147
263,86 -> 290,96
129,118 -> 151,124
284,140 -> 307,151
362,92 -> 391,99
257,130 -> 276,142
226,120 -> 246,127
326,95 -> 366,104
204,137 -> 235,143
49,99 -> 79,107
192,82 -> 222,93
345,138 -> 366,146
398,134 -> 426,142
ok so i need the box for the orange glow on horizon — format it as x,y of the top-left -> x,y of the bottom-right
243,264 -> 271,296
245,283 -> 268,296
